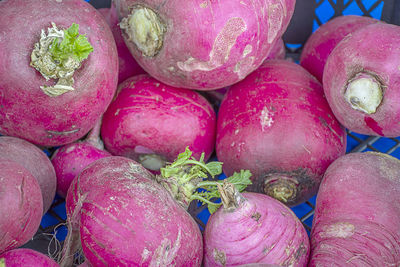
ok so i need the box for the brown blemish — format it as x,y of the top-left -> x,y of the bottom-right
251,212 -> 261,221
213,248 -> 226,266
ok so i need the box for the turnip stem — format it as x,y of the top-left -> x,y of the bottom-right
85,116 -> 104,150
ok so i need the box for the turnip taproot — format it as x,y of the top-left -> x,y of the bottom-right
0,0 -> 118,146
101,74 -> 216,171
216,60 -> 346,206
0,160 -> 43,254
323,23 -> 400,137
309,152 -> 400,266
0,136 -> 56,213
98,5 -> 146,83
114,0 -> 296,90
204,182 -> 310,266
300,15 -> 379,82
51,118 -> 111,198
0,248 -> 59,267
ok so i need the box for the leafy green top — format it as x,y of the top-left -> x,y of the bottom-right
0,258 -> 4,267
158,147 -> 252,214
50,23 -> 93,64
30,22 -> 93,97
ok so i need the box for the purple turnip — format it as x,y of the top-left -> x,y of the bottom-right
0,0 -> 118,146
323,23 -> 400,137
216,60 -> 346,206
114,0 -> 296,90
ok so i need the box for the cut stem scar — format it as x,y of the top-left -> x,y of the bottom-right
344,72 -> 383,114
120,5 -> 166,57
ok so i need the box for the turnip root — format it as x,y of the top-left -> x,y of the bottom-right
300,15 -> 379,82
98,5 -> 146,83
323,23 -> 400,137
0,136 -> 56,213
204,182 -> 310,266
114,0 -> 296,90
309,152 -> 400,266
0,160 -> 43,254
51,118 -> 111,198
0,0 -> 118,146
216,60 -> 346,206
101,74 -> 216,172
0,248 -> 59,267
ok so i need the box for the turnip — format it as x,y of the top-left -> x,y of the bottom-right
101,74 -> 216,172
216,60 -> 346,206
0,136 -> 56,213
204,182 -> 310,266
300,15 -> 379,82
309,152 -> 400,266
0,248 -> 59,267
60,148 -> 249,266
51,118 -> 111,198
0,0 -> 118,146
323,23 -> 400,137
0,159 -> 43,254
98,5 -> 146,83
114,0 -> 296,90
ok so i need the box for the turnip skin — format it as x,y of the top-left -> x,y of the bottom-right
98,5 -> 146,83
216,60 -> 346,206
0,248 -> 59,267
300,15 -> 379,82
115,0 -> 296,90
265,38 -> 286,61
0,160 -> 43,254
0,0 -> 118,147
0,136 -> 56,213
101,74 -> 216,171
323,23 -> 400,137
309,152 -> 400,266
203,184 -> 309,266
51,118 -> 112,198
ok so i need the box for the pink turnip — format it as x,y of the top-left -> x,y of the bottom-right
0,248 -> 59,267
98,5 -> 146,83
204,182 -> 310,266
323,23 -> 400,137
216,60 -> 346,206
114,0 -> 296,90
309,152 -> 400,266
0,0 -> 118,146
101,74 -> 216,172
51,118 -> 111,198
0,136 -> 56,213
0,159 -> 43,254
300,15 -> 379,82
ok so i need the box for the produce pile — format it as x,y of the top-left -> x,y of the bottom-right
0,0 -> 399,266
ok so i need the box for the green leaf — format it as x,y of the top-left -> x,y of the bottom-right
192,169 -> 252,213
207,203 -> 221,214
50,23 -> 93,64
206,161 -> 223,177
225,169 -> 252,192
